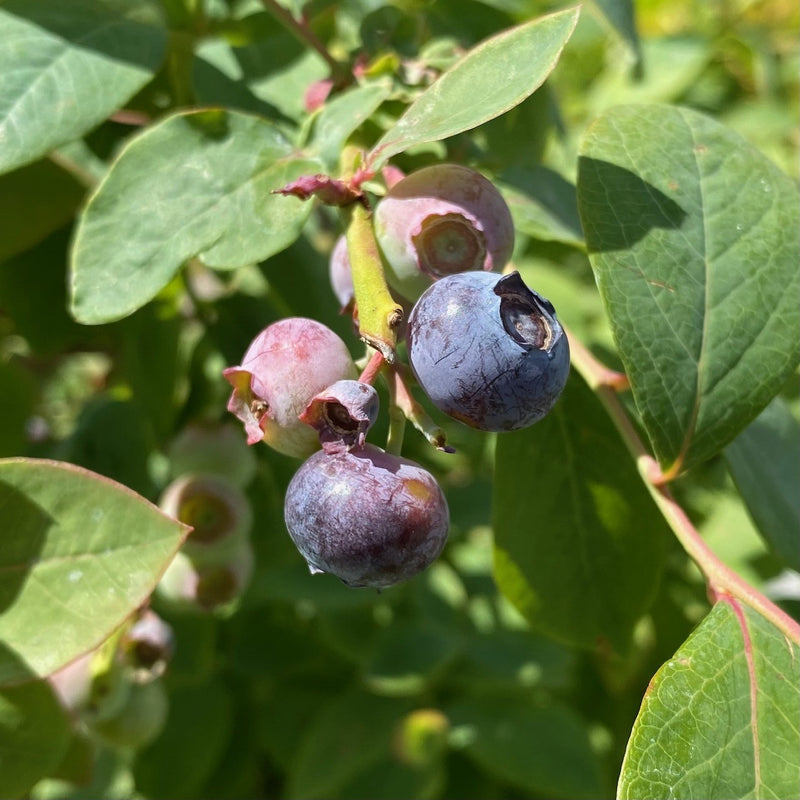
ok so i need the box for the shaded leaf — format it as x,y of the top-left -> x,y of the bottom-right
498,165 -> 584,247
725,398 -> 800,572
70,109 -> 320,324
0,362 -> 37,458
287,687 -> 413,799
54,397 -> 155,498
0,0 -> 167,175
493,371 -> 668,653
134,680 -> 233,800
0,459 -> 188,685
447,692 -> 603,798
577,104 -> 800,474
368,6 -> 580,168
0,228 -> 90,357
0,676 -> 72,799
0,160 -> 85,262
364,622 -> 462,696
618,600 -> 800,799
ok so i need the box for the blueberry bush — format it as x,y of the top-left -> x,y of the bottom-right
1,1 -> 798,798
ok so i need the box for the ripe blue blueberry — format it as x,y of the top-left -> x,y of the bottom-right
284,444 -> 449,589
406,271 -> 569,431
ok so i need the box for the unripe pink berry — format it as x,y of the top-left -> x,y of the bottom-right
223,317 -> 357,457
374,164 -> 514,299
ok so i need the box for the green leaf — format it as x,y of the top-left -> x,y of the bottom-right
724,398 -> 800,572
498,165 -> 584,247
54,397 -> 155,498
133,680 -> 233,799
577,104 -> 800,474
618,601 -> 800,799
0,677 -> 72,800
287,688 -> 413,799
0,458 -> 189,685
192,16 -> 327,124
447,692 -> 603,798
0,228 -> 90,357
0,362 -> 37,458
493,371 -> 668,653
0,161 -> 85,262
0,0 -> 167,175
364,622 -> 462,696
310,81 -> 392,169
593,0 -> 642,69
69,109 -> 321,324
367,6 -> 580,168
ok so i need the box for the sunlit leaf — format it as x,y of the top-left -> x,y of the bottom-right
0,459 -> 188,685
578,104 -> 800,474
0,0 -> 166,175
368,6 -> 580,168
618,601 -> 800,799
70,109 -> 320,324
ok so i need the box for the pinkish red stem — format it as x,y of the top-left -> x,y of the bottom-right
566,325 -> 800,643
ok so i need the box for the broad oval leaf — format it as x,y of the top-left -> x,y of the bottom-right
70,109 -> 321,324
0,0 -> 167,175
618,600 -> 800,799
0,458 -> 189,685
724,398 -> 800,572
577,104 -> 800,475
367,6 -> 580,169
0,678 -> 72,799
493,371 -> 668,654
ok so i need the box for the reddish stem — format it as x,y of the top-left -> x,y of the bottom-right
259,0 -> 347,84
358,350 -> 385,385
566,324 -> 800,643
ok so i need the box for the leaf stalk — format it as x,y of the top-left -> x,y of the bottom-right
567,327 -> 800,643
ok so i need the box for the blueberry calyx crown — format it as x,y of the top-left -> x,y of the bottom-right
494,271 -> 560,352
413,213 -> 487,278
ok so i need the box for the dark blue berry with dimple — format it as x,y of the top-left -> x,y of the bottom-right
406,271 -> 570,432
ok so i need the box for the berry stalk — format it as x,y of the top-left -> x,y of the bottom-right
567,327 -> 800,643
342,201 -> 403,363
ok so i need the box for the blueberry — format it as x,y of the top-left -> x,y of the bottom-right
159,473 -> 252,547
406,271 -> 569,431
157,533 -> 254,611
374,164 -> 514,300
223,317 -> 357,457
299,379 -> 379,453
122,610 -> 175,680
90,678 -> 168,749
284,444 -> 449,588
167,422 -> 256,487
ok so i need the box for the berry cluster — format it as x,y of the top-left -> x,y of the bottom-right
225,164 -> 569,589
